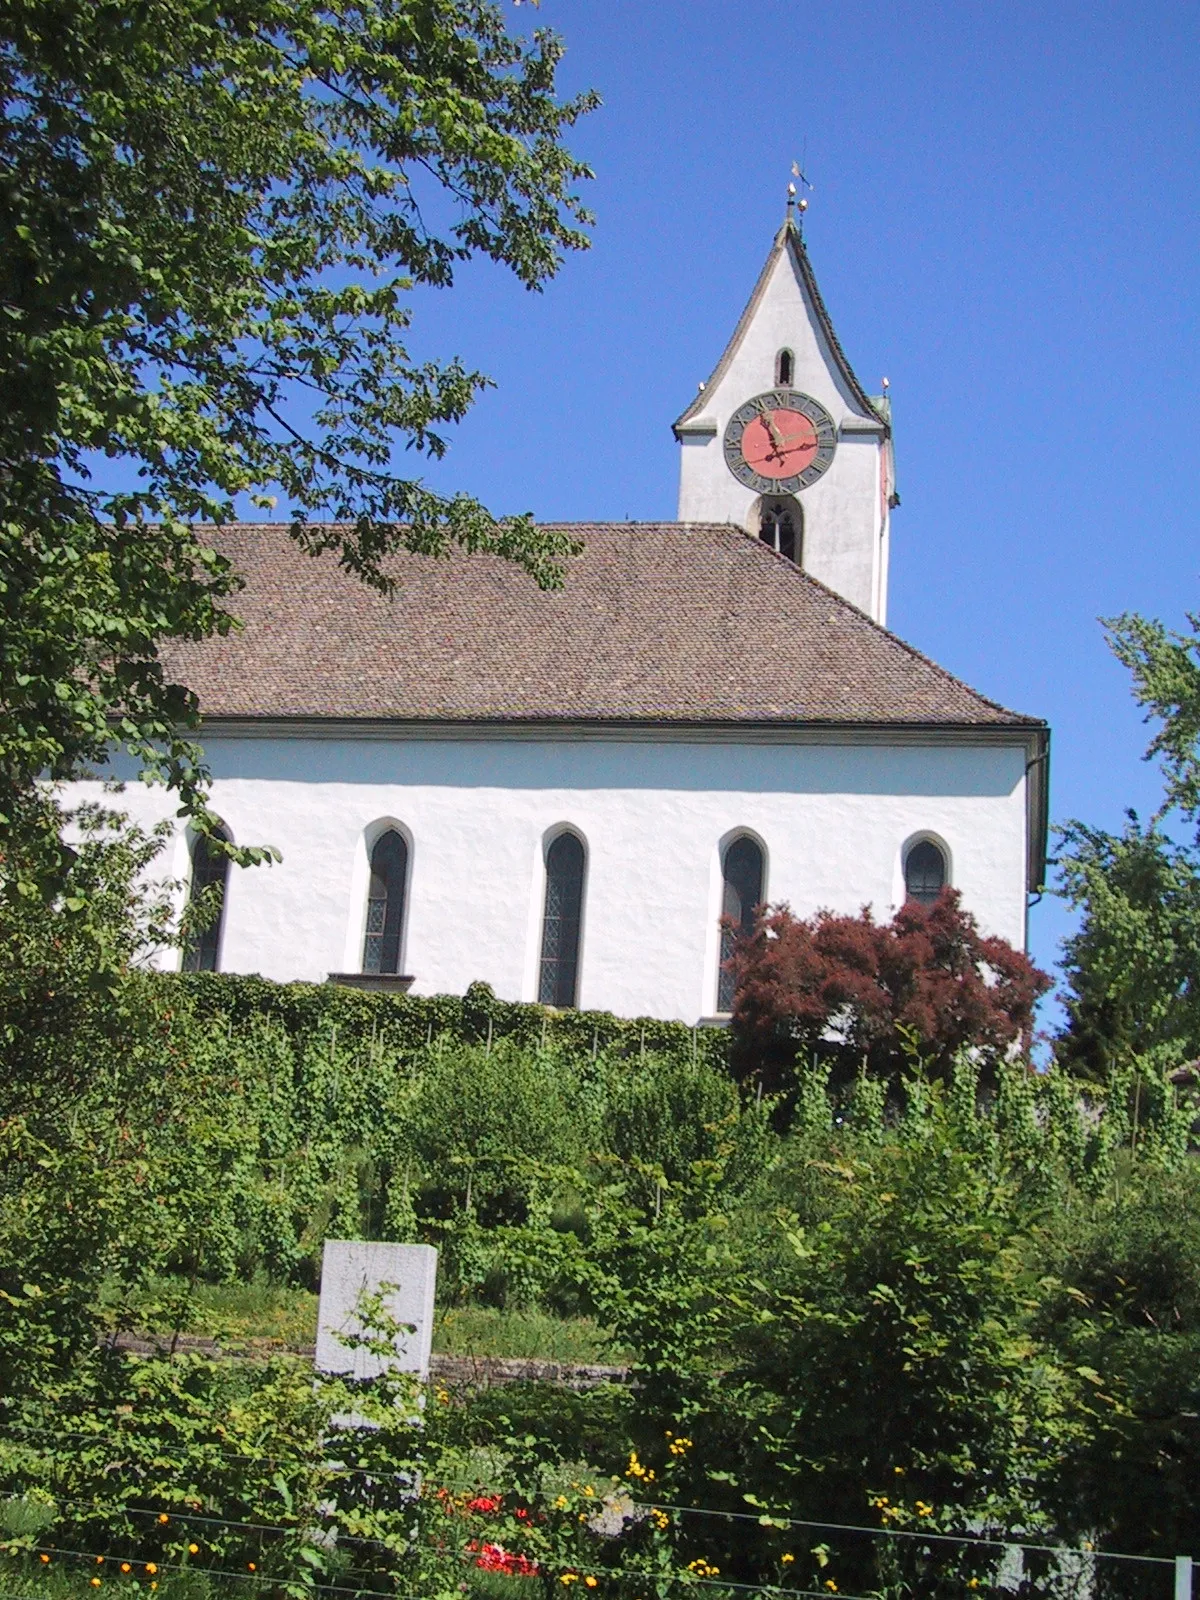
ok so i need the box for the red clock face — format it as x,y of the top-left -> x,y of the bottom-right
740,409 -> 819,479
723,390 -> 837,494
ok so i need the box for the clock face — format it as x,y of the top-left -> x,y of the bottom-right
723,390 -> 837,494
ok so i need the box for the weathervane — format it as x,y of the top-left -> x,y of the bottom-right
787,155 -> 813,231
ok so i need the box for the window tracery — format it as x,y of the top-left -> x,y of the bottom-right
539,831 -> 585,1007
363,828 -> 409,974
904,838 -> 947,906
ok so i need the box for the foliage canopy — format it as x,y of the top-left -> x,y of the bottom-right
0,0 -> 595,878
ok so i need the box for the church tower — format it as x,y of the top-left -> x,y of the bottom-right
673,207 -> 896,625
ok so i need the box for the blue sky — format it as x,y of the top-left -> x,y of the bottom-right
402,0 -> 1200,1023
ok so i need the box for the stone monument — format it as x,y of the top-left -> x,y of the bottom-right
315,1239 -> 438,1381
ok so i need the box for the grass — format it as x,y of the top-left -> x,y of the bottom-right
105,1278 -> 632,1364
432,1306 -> 631,1365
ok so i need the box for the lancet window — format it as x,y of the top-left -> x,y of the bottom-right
183,825 -> 231,973
717,835 -> 764,1012
539,831 -> 586,1007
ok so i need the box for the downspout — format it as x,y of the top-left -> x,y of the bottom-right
1023,731 -> 1051,949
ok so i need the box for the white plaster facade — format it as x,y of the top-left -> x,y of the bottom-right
80,724 -> 1039,1025
675,216 -> 894,623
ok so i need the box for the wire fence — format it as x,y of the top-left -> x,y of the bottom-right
2,1423 -> 1194,1598
1,1499 -> 1192,1599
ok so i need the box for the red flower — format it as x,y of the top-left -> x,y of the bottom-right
465,1494 -> 503,1514
469,1542 -> 539,1577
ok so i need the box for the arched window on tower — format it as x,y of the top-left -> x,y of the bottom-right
717,835 -> 764,1012
183,825 -> 231,972
904,838 -> 947,907
759,497 -> 801,564
539,831 -> 586,1007
362,829 -> 409,974
775,348 -> 794,387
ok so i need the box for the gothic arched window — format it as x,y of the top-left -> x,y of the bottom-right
539,831 -> 586,1007
775,348 -> 794,387
717,835 -> 764,1012
759,497 -> 801,564
183,826 -> 230,972
904,838 -> 947,907
362,829 -> 409,974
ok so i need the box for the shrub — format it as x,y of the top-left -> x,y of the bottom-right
727,890 -> 1050,1093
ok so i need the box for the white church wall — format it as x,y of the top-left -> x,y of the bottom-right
75,730 -> 1031,1024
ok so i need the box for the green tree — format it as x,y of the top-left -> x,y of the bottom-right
1056,814 -> 1200,1079
1057,609 -> 1200,1075
1,0 -> 595,882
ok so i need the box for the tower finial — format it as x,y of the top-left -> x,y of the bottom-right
789,157 -> 813,233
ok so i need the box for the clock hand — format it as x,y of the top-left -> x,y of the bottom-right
756,404 -> 788,453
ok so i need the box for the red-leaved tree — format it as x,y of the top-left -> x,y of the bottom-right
727,890 -> 1050,1092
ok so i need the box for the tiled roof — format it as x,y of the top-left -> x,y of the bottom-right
162,521 -> 1040,728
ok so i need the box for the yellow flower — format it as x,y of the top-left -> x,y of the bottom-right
144,1565 -> 157,1576
560,1572 -> 579,1586
893,1466 -> 905,1476
247,1562 -> 256,1572
915,1502 -> 932,1518
824,1582 -> 838,1593
555,1496 -> 570,1510
121,1563 -> 131,1573
781,1553 -> 794,1565
157,1514 -> 169,1525
91,1580 -> 102,1588
967,1581 -> 980,1591
39,1555 -> 50,1565
187,1543 -> 199,1555
585,1580 -> 598,1590
96,1557 -> 105,1565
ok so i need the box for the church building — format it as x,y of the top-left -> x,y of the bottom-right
77,209 -> 1050,1023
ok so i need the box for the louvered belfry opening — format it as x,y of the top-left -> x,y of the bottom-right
183,826 -> 231,973
718,835 -> 764,1012
362,829 -> 409,974
539,832 -> 585,1007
